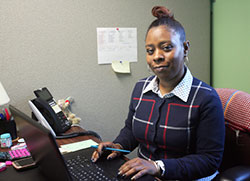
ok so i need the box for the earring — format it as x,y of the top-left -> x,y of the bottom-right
184,56 -> 189,66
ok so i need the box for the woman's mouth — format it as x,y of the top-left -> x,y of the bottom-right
153,65 -> 169,70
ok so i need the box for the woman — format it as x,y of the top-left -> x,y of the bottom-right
92,6 -> 225,180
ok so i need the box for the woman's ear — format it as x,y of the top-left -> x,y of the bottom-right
183,40 -> 190,56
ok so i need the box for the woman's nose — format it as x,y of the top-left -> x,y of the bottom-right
153,49 -> 164,63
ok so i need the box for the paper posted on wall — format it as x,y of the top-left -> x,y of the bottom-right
97,28 -> 137,64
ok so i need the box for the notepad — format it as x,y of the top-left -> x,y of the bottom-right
59,139 -> 98,153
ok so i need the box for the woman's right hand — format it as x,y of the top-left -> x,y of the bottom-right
91,142 -> 123,162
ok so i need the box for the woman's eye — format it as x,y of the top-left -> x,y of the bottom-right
163,45 -> 173,51
146,49 -> 154,55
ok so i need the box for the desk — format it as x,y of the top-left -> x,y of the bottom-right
0,126 -> 100,181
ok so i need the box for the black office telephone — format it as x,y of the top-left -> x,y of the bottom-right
29,87 -> 71,136
29,87 -> 101,140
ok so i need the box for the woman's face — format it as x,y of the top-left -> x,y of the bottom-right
145,25 -> 188,82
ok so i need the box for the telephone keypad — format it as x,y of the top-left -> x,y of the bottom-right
56,111 -> 71,132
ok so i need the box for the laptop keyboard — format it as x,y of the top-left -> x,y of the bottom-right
66,154 -> 119,181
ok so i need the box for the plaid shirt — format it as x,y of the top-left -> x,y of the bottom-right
114,68 -> 225,180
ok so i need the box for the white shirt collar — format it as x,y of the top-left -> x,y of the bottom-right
143,67 -> 193,102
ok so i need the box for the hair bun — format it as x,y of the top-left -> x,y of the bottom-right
152,6 -> 174,19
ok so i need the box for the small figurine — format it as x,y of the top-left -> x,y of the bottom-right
57,97 -> 81,125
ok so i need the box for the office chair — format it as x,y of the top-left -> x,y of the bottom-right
214,88 -> 250,180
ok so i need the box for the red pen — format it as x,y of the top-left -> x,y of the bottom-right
4,108 -> 10,121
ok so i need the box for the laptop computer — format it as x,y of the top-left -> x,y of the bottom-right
10,105 -> 156,181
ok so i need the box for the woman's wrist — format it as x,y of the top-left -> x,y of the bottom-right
151,160 -> 161,176
154,160 -> 165,176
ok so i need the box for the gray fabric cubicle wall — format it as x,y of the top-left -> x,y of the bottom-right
1,0 -> 210,156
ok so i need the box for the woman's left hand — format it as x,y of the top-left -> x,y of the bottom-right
118,157 -> 158,180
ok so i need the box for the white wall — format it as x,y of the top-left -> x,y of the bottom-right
0,0 -> 211,158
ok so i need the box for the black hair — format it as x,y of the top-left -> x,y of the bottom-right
146,6 -> 186,42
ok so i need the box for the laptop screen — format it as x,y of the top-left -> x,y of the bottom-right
9,105 -> 72,181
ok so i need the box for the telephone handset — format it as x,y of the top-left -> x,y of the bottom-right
28,87 -> 71,137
